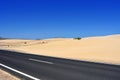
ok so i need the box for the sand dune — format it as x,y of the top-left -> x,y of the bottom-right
0,34 -> 120,64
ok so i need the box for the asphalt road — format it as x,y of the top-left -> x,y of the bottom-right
0,50 -> 120,80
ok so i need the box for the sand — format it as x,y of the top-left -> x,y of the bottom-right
0,69 -> 19,80
0,34 -> 120,65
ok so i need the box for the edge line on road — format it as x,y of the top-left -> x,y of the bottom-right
0,63 -> 40,80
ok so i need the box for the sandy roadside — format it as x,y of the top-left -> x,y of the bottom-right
0,69 -> 20,80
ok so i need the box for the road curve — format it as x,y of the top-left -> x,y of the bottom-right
0,50 -> 120,80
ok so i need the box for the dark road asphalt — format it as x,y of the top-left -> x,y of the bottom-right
0,50 -> 120,80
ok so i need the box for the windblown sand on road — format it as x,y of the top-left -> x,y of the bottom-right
0,34 -> 120,64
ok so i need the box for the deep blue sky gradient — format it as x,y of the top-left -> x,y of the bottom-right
0,0 -> 120,39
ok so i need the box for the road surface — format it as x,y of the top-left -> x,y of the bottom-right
0,50 -> 120,80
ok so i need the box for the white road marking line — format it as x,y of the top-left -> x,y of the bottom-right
29,58 -> 54,64
0,63 -> 40,80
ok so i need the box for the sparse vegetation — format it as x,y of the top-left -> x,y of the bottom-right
41,41 -> 46,44
24,42 -> 27,44
74,37 -> 82,40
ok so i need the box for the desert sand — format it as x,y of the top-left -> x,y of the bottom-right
0,34 -> 120,65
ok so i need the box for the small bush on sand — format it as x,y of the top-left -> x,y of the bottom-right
24,42 -> 27,44
74,37 -> 82,40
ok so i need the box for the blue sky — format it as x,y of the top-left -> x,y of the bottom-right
0,0 -> 120,39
